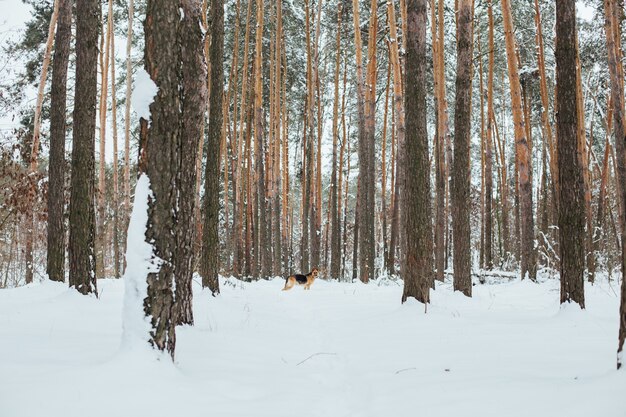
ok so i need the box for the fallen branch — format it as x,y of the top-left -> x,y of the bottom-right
296,352 -> 337,366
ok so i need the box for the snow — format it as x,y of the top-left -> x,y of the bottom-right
1,274 -> 624,416
131,68 -> 158,123
121,173 -> 161,352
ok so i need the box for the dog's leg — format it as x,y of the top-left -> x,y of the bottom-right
282,277 -> 295,291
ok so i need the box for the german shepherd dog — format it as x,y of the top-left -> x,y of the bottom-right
282,268 -> 319,291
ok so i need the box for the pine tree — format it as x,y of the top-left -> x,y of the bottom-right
451,0 -> 474,296
201,0 -> 225,294
556,0 -> 585,308
46,0 -> 71,283
402,0 -> 432,304
68,0 -> 99,295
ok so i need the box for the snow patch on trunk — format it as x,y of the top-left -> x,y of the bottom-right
121,174 -> 162,352
131,69 -> 158,124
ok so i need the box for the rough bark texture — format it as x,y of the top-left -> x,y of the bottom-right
603,0 -> 626,369
451,0 -> 473,297
501,0 -> 536,280
47,0 -> 71,283
68,0 -> 99,296
139,0 -> 206,357
201,0 -> 223,294
179,0 -> 207,316
359,0 -> 377,283
556,0 -> 585,308
402,0 -> 433,304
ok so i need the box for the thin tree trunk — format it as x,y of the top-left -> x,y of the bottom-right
387,0 -> 405,276
201,0 -> 224,294
97,0 -> 112,278
484,0 -> 495,270
110,25 -> 121,278
330,2 -> 343,280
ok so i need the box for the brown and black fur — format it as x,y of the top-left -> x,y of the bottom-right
282,268 -> 319,291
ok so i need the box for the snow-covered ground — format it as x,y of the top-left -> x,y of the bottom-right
1,275 -> 624,417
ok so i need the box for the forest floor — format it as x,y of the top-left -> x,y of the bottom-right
1,273 -> 625,416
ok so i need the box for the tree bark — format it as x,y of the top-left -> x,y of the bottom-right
501,0 -> 536,280
69,0 -> 99,296
402,0 -> 433,304
47,0 -> 71,283
603,0 -> 626,369
556,0 -> 585,308
200,0 -> 224,294
451,0 -> 473,296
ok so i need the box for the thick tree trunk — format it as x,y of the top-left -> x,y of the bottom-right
200,0 -> 223,294
402,0 -> 433,304
47,0 -> 71,283
139,0 -> 206,357
451,0 -> 473,296
69,0 -> 99,296
177,0 -> 207,320
556,0 -> 585,308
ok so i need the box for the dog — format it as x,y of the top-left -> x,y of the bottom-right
282,268 -> 319,291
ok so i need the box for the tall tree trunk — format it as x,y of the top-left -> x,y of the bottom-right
201,0 -> 224,294
330,2 -> 343,280
175,0 -> 207,322
234,0 -> 253,277
123,0 -> 134,247
110,25 -> 121,279
556,0 -> 585,308
358,0 -> 377,283
253,0 -> 270,278
69,0 -> 99,296
402,0 -> 433,304
501,0 -> 536,280
387,0 -> 405,276
47,0 -> 71,283
483,0 -> 495,270
272,0 -> 284,276
452,0 -> 473,296
138,0 -> 206,357
432,0 -> 449,281
27,0 -> 61,285
97,0 -> 113,279
603,0 -> 626,369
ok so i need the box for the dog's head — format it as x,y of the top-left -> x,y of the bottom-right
311,267 -> 320,277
